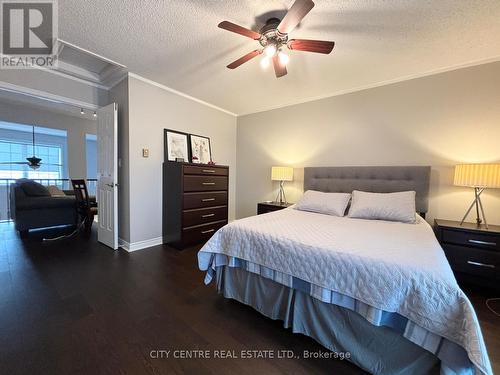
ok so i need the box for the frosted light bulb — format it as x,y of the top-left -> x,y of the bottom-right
264,44 -> 276,57
260,57 -> 270,69
278,51 -> 289,65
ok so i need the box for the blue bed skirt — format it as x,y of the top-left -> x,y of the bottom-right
202,253 -> 475,375
214,265 -> 473,375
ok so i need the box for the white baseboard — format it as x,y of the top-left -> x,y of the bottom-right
118,236 -> 163,252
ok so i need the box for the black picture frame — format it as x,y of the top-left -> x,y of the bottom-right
189,134 -> 212,165
164,129 -> 190,162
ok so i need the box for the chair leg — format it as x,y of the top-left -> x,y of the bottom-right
84,213 -> 94,237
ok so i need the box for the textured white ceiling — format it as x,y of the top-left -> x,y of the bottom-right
59,0 -> 500,115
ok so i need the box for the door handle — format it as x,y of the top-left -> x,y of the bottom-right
468,239 -> 496,247
201,229 -> 215,234
202,214 -> 215,218
105,183 -> 114,188
467,261 -> 495,269
202,182 -> 216,186
202,170 -> 216,173
202,198 -> 215,202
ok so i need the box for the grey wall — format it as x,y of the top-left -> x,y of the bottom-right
120,76 -> 237,245
0,100 -> 97,178
109,78 -> 130,243
236,62 -> 500,224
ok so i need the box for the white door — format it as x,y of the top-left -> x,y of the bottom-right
97,103 -> 118,249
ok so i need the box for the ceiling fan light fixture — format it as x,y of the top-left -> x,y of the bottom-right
26,156 -> 42,170
219,0 -> 334,78
80,108 -> 85,115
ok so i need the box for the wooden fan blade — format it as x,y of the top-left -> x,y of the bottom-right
278,0 -> 315,34
272,54 -> 287,78
288,39 -> 335,54
218,21 -> 261,40
227,50 -> 262,69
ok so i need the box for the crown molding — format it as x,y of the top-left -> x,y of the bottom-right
238,56 -> 500,117
34,39 -> 128,90
0,80 -> 99,111
108,73 -> 129,90
39,64 -> 110,90
128,73 -> 237,117
57,39 -> 126,68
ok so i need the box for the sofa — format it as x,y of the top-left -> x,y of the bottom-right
10,179 -> 78,237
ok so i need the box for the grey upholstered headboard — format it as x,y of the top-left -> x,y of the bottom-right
304,166 -> 431,214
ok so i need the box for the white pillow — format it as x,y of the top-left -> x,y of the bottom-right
47,185 -> 66,197
348,190 -> 417,223
295,190 -> 351,217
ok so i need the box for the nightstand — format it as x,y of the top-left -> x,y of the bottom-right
257,202 -> 293,215
434,219 -> 500,289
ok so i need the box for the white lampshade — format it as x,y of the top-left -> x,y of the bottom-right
271,166 -> 294,182
454,164 -> 500,188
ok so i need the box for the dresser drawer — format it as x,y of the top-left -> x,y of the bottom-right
443,244 -> 500,279
183,206 -> 228,227
183,192 -> 228,209
183,176 -> 228,192
442,229 -> 499,251
182,220 -> 227,246
184,165 -> 228,176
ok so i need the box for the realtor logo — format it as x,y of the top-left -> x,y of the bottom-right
1,0 -> 58,69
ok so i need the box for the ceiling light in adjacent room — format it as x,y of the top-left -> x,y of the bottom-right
80,108 -> 85,115
278,51 -> 289,66
264,44 -> 276,57
93,111 -> 97,118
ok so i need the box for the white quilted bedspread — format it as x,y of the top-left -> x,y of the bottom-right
198,208 -> 492,375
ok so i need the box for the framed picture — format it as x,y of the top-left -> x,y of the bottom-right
164,129 -> 190,162
189,134 -> 212,164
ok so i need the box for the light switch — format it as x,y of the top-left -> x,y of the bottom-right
142,149 -> 149,158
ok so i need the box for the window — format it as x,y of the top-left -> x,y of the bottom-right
86,133 -> 97,179
0,121 -> 68,180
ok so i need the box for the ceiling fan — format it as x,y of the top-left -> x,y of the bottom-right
219,0 -> 335,78
0,126 -> 62,170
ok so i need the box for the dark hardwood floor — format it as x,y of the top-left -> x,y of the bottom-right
0,222 -> 498,375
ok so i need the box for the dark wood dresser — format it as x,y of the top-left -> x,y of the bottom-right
435,219 -> 500,289
163,162 -> 229,249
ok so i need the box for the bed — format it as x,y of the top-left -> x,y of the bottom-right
198,166 -> 492,375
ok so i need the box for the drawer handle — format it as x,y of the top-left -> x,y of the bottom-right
203,170 -> 216,173
202,214 -> 215,218
467,261 -> 495,269
468,239 -> 497,246
202,182 -> 216,186
201,229 -> 215,234
202,198 -> 216,202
